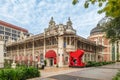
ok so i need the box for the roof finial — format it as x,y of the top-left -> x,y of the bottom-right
68,17 -> 71,21
49,17 -> 56,28
67,17 -> 73,29
51,17 -> 53,21
67,17 -> 72,25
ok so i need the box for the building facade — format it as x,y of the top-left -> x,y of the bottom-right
6,17 -> 103,67
0,20 -> 28,42
0,20 -> 30,60
88,17 -> 120,61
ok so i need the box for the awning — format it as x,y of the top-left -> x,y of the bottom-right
45,50 -> 56,58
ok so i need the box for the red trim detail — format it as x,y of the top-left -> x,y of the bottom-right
0,20 -> 28,32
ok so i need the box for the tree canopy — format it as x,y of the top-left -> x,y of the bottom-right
72,0 -> 120,18
102,17 -> 120,43
72,0 -> 120,43
72,0 -> 120,61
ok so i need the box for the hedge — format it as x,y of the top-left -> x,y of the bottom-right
86,61 -> 115,67
0,67 -> 40,80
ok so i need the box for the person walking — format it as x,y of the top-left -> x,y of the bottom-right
41,59 -> 45,69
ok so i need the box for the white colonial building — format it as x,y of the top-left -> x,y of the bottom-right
6,17 -> 103,67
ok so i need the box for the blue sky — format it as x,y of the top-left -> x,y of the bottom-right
0,0 -> 105,38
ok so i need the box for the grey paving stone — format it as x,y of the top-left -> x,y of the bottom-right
29,62 -> 120,80
49,74 -> 98,80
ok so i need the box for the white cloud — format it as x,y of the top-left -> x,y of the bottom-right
0,0 -> 105,38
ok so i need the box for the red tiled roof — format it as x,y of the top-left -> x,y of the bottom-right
0,20 -> 28,32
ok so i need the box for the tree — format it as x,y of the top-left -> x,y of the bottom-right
103,17 -> 120,43
72,0 -> 120,61
72,0 -> 120,18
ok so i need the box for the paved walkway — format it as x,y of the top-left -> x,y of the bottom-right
28,62 -> 120,80
29,67 -> 85,80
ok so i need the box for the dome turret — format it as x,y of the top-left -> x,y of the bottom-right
90,17 -> 112,35
49,17 -> 56,28
90,24 -> 103,35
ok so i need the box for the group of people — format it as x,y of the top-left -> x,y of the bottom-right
37,59 -> 45,69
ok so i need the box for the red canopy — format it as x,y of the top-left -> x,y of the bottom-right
45,50 -> 56,58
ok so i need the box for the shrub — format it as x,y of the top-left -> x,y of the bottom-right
112,71 -> 120,80
4,60 -> 12,69
0,67 -> 40,80
86,61 -> 115,67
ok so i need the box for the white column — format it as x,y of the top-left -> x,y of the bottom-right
0,39 -> 4,68
58,36 -> 64,67
11,48 -> 12,60
43,32 -> 46,59
24,43 -> 26,61
17,45 -> 19,62
32,40 -> 35,61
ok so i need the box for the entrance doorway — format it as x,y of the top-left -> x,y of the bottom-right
45,50 -> 57,67
49,58 -> 53,66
